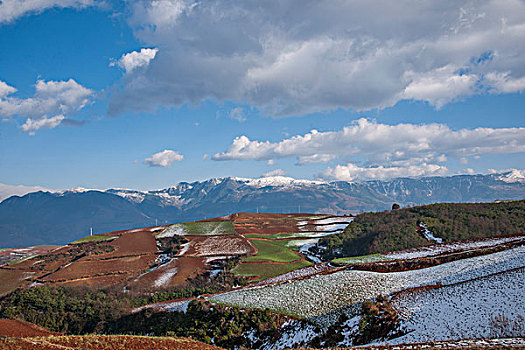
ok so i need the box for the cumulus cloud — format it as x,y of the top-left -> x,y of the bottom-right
108,0 -> 525,116
320,162 -> 448,182
0,79 -> 93,134
0,0 -> 96,24
111,48 -> 159,73
22,115 -> 65,135
144,149 -> 184,167
213,118 -> 525,164
263,169 -> 286,177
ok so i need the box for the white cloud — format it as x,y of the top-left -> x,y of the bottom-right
0,79 -> 93,134
144,149 -> 184,167
0,79 -> 92,118
109,0 -> 525,116
111,48 -> 159,73
401,66 -> 478,109
0,0 -> 96,24
485,72 -> 525,93
266,159 -> 275,166
296,154 -> 336,165
213,118 -> 525,164
0,183 -> 52,202
228,107 -> 246,122
320,162 -> 448,182
202,153 -> 209,160
22,115 -> 65,135
263,169 -> 286,177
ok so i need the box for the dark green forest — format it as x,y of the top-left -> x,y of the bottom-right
320,200 -> 525,259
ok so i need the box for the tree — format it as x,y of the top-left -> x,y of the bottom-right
391,203 -> 400,210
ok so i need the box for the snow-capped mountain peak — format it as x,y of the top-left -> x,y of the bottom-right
498,169 -> 525,183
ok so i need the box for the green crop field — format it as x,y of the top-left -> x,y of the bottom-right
244,240 -> 301,262
232,259 -> 312,281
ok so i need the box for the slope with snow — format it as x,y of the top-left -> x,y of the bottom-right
390,267 -> 525,343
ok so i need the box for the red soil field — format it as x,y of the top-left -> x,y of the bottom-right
0,319 -> 56,338
40,254 -> 156,283
0,335 -> 225,350
130,256 -> 208,290
99,230 -> 159,258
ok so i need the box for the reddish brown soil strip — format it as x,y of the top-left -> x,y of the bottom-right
99,230 -> 159,258
130,256 -> 208,290
53,273 -> 131,288
0,319 -> 57,337
40,254 -> 156,282
0,335 -> 225,350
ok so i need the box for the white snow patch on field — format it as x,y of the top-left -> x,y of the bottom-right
390,267 -> 525,343
154,268 -> 178,288
177,242 -> 191,256
133,299 -> 191,313
157,225 -> 187,238
210,247 -> 525,320
384,235 -> 525,260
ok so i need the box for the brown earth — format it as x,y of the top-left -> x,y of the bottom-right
130,256 -> 208,290
0,335 -> 225,350
40,254 -> 156,283
96,230 -> 159,258
0,319 -> 57,338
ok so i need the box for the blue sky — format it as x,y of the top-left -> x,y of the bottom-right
0,0 -> 524,195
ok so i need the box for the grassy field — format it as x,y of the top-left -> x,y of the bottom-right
72,235 -> 119,244
232,259 -> 312,281
170,221 -> 236,236
244,240 -> 301,262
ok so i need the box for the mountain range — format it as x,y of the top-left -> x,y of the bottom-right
1,171 -> 524,248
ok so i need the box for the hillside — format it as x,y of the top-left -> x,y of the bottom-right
1,172 -> 525,248
318,200 -> 525,259
0,209 -> 523,349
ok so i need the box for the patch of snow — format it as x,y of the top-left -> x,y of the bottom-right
497,169 -> 525,183
211,247 -> 525,321
157,224 -> 187,238
384,235 -> 525,260
390,267 -> 525,343
418,222 -> 443,244
233,176 -> 325,188
177,242 -> 191,256
153,268 -> 178,288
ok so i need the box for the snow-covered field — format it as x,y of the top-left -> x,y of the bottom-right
210,247 -> 525,322
297,216 -> 353,233
390,267 -> 525,343
383,235 -> 525,260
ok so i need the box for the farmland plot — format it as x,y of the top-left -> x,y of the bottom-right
158,221 -> 235,237
390,267 -> 525,344
210,246 -> 525,321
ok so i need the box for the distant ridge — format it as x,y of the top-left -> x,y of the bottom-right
1,172 -> 524,248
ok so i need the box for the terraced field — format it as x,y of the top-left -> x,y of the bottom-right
0,335 -> 225,350
210,246 -> 525,321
